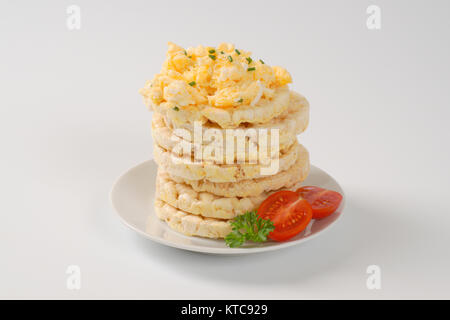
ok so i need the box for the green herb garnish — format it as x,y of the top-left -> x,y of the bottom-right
227,56 -> 233,62
246,57 -> 253,64
247,67 -> 256,71
173,106 -> 180,111
209,49 -> 216,54
183,50 -> 187,55
237,98 -> 243,103
188,81 -> 196,86
259,59 -> 265,64
220,51 -> 225,54
225,211 -> 275,248
235,49 -> 241,55
209,54 -> 216,60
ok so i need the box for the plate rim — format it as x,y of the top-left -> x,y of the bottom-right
110,159 -> 345,255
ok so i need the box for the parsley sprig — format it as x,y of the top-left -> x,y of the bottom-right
224,211 -> 275,248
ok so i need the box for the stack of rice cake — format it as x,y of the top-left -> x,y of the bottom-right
140,43 -> 310,239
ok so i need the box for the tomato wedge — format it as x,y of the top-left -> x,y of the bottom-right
296,186 -> 343,219
257,191 -> 312,242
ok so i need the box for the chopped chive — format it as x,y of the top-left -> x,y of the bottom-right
209,54 -> 216,60
247,67 -> 256,71
246,57 -> 253,64
188,81 -> 196,86
235,49 -> 241,55
237,98 -> 243,103
227,56 -> 233,62
183,50 -> 187,55
173,106 -> 180,111
259,59 -> 265,64
188,55 -> 192,58
220,51 -> 224,54
209,49 -> 216,54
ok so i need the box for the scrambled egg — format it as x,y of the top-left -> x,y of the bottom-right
139,42 -> 292,109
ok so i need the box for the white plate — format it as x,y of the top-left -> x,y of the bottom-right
110,160 -> 345,255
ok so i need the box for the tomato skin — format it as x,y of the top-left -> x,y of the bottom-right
257,191 -> 313,242
296,186 -> 343,219
257,191 -> 299,216
268,199 -> 312,241
295,186 -> 323,199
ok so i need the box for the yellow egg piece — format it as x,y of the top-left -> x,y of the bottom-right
140,42 -> 293,110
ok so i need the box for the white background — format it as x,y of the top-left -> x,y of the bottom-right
1,0 -> 450,299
